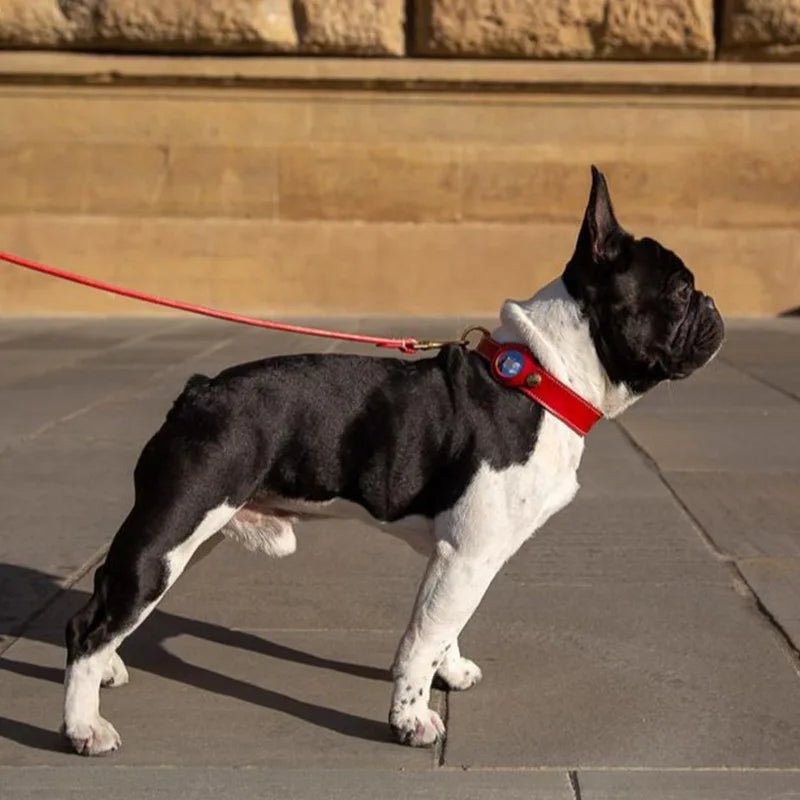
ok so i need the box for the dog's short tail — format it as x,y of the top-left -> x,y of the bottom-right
166,373 -> 211,421
183,373 -> 209,393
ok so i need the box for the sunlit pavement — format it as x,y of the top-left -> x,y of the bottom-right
1,317 -> 799,800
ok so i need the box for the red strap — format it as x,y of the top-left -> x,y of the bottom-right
476,336 -> 602,436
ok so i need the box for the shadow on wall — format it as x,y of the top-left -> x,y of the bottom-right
0,559 -> 392,754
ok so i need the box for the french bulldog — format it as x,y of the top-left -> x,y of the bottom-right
63,166 -> 724,755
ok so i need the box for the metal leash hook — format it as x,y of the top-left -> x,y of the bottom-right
412,325 -> 491,352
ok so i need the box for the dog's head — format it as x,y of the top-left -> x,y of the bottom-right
562,166 -> 724,395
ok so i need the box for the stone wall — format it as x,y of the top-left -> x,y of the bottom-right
1,1 -> 799,60
1,55 -> 798,317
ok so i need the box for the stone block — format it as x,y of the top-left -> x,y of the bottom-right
603,0 -> 715,58
447,582 -> 800,767
76,0 -> 297,51
738,558 -> 800,648
0,628 -> 428,768
580,770 -> 800,799
278,144 -> 462,222
721,0 -> 800,60
632,359 -> 796,414
0,0 -> 297,52
0,768 -> 575,800
697,144 -> 800,227
295,0 -> 405,55
0,0 -> 408,54
2,214 -> 800,316
721,324 -> 800,396
461,146 -> 704,226
620,409 -> 800,472
664,472 -> 800,558
0,142 -> 279,218
414,0 -> 714,59
0,1 -> 71,47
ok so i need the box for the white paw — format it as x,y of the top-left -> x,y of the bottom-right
64,715 -> 121,756
436,657 -> 482,692
101,653 -> 129,688
390,706 -> 446,747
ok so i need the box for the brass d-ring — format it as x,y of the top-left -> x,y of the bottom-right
459,325 -> 491,348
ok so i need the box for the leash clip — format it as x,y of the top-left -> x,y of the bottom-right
411,325 -> 491,353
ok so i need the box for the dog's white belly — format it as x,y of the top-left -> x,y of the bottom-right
278,497 -> 434,555
226,495 -> 434,557
221,506 -> 298,557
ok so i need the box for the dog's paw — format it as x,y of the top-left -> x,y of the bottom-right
63,715 -> 121,756
435,656 -> 482,692
101,652 -> 129,688
390,707 -> 445,747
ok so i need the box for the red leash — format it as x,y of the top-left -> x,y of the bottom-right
0,251 -> 433,354
1,250 -> 604,434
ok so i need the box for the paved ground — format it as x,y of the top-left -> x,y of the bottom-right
0,316 -> 798,799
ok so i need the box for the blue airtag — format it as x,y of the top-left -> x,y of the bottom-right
497,350 -> 524,378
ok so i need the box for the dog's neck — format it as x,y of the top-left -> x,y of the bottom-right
492,278 -> 636,419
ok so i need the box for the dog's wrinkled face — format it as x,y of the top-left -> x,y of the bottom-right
563,166 -> 725,394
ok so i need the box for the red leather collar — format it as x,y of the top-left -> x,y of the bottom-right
475,336 -> 603,436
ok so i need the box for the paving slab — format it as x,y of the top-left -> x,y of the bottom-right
151,530 -> 423,633
0,319 -> 82,346
0,318 -> 798,797
0,621 -> 432,769
0,325 -> 380,646
0,326 -> 142,354
738,558 -> 800,649
722,324 -> 800,366
574,421 -> 668,499
663,471 -> 800,558
619,409 -> 800,472
0,440 -> 134,644
0,349 -> 100,387
508,493 -> 730,586
33,395 -> 177,449
579,769 -> 800,799
720,323 -> 800,399
446,581 -> 800,768
0,439 -> 135,564
0,382 -> 140,451
629,358 -> 797,414
748,366 -> 800,401
0,518 -> 432,769
0,767 -> 574,800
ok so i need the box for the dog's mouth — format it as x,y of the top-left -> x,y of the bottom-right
669,291 -> 725,380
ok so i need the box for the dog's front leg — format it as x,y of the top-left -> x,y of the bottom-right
389,521 -> 521,747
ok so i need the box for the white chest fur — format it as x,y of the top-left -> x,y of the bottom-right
440,410 -> 583,554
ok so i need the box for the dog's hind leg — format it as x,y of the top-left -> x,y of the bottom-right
99,531 -> 225,692
63,495 -> 238,756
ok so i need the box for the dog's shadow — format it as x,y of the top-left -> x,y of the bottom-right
0,559 -> 395,752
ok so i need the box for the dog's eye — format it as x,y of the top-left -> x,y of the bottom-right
670,275 -> 693,304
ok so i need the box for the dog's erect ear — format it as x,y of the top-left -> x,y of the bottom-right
576,165 -> 626,264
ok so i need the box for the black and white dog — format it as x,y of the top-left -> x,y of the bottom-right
63,167 -> 724,755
